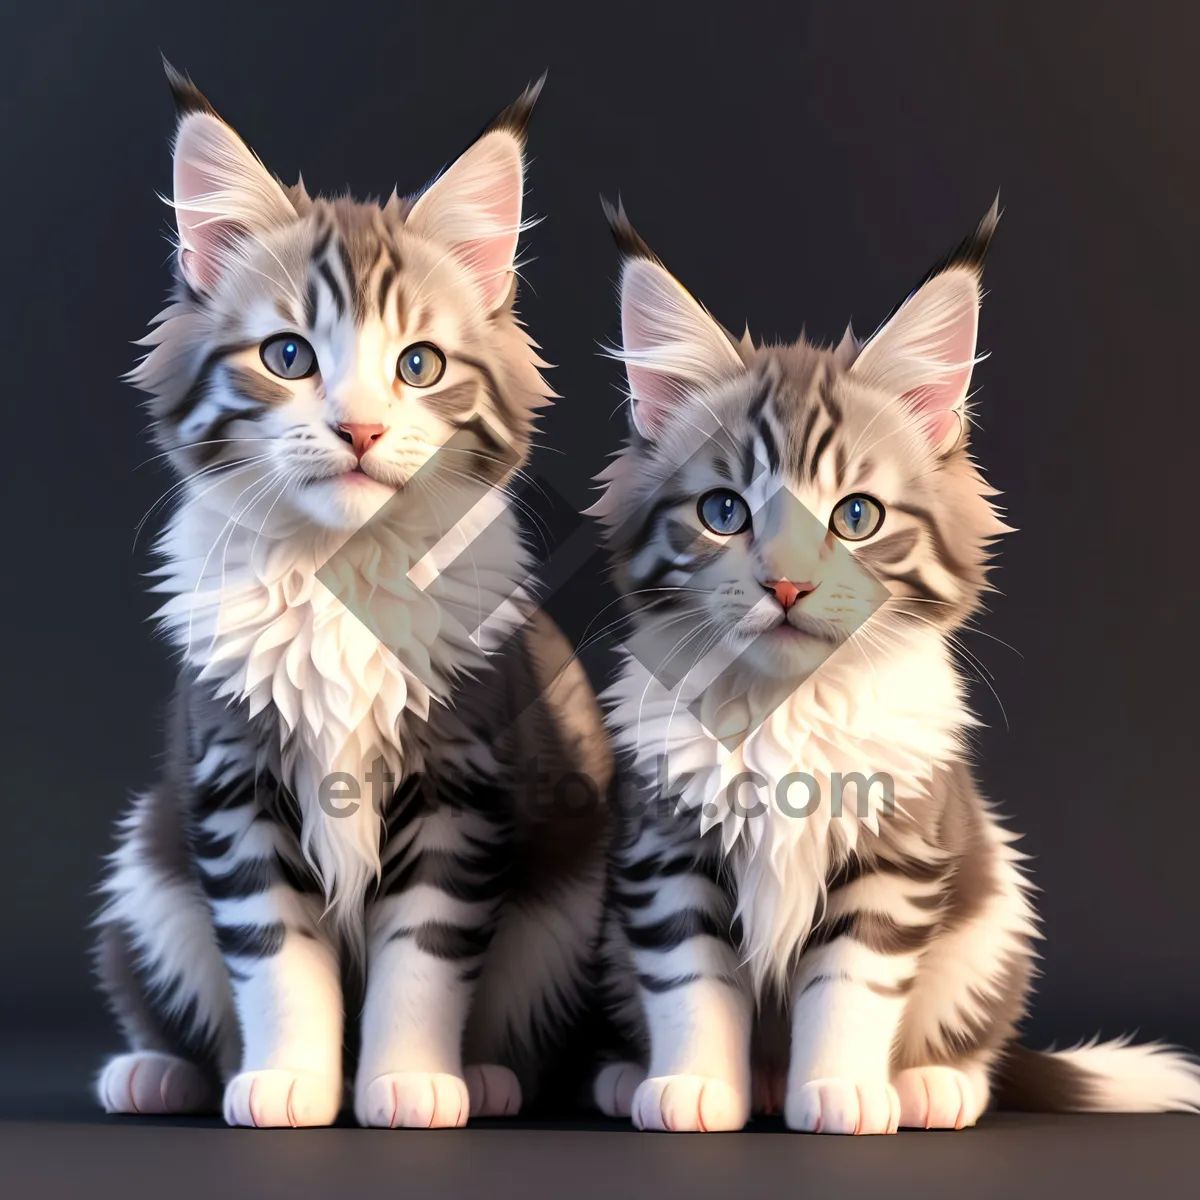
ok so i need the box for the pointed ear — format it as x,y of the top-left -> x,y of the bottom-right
165,63 -> 296,294
406,76 -> 543,313
852,199 -> 999,455
604,200 -> 744,438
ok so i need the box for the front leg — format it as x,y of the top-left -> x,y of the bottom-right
195,789 -> 343,1127
356,799 -> 506,1128
785,866 -> 940,1135
618,823 -> 752,1132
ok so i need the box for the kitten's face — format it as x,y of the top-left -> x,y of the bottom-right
136,74 -> 547,538
594,206 -> 1007,686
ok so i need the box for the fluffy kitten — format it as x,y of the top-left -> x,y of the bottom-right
93,67 -> 611,1128
591,200 -> 1200,1132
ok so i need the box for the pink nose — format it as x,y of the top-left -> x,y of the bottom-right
766,579 -> 813,610
337,423 -> 387,460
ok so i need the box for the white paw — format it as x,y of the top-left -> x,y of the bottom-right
222,1069 -> 340,1127
786,1077 -> 900,1135
631,1074 -> 749,1132
97,1052 -> 216,1115
464,1063 -> 522,1118
894,1065 -> 979,1129
356,1071 -> 469,1128
593,1061 -> 647,1118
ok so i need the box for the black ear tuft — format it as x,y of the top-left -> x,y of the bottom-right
161,56 -> 220,119
484,72 -> 547,142
928,194 -> 1002,282
600,196 -> 663,265
944,193 -> 1001,275
879,195 -> 1001,327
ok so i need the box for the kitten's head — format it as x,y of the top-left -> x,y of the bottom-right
592,200 -> 1009,685
133,64 -> 549,536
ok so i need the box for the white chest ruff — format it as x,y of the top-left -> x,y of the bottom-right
153,492 -> 527,917
609,629 -> 968,990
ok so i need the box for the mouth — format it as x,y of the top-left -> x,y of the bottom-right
339,466 -> 379,485
767,611 -> 842,645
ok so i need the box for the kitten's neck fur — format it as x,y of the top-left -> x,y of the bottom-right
152,492 -> 528,923
609,629 -> 970,993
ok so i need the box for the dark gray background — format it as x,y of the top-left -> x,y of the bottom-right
2,0 -> 1198,1068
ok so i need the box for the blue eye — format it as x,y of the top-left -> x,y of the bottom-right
830,493 -> 884,541
698,488 -> 751,536
260,333 -> 317,380
397,341 -> 446,388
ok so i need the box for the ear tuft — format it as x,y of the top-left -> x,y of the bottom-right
610,214 -> 744,438
851,202 -> 1000,455
405,100 -> 529,314
483,72 -> 547,142
601,196 -> 663,266
170,82 -> 296,294
161,57 -> 220,119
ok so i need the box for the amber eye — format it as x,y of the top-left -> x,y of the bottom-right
830,494 -> 885,541
260,334 -> 317,380
397,342 -> 446,388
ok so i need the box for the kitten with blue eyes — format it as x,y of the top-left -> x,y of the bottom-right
590,201 -> 1200,1133
92,66 -> 612,1128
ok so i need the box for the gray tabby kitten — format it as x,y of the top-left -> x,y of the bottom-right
94,67 -> 611,1128
591,202 -> 1200,1133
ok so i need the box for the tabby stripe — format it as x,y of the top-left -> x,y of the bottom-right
167,341 -> 258,423
892,502 -> 965,573
226,365 -> 289,408
192,826 -> 236,861
625,493 -> 690,555
303,277 -> 319,329
809,425 -> 834,482
890,568 -> 948,604
796,404 -> 821,476
746,375 -> 772,421
199,854 -> 322,900
451,353 -> 517,423
858,527 -> 920,567
318,260 -> 345,317
637,972 -> 702,994
867,976 -> 915,998
215,922 -> 285,959
625,907 -> 726,951
336,237 -> 363,322
311,222 -> 332,262
376,263 -> 396,319
422,381 -> 479,422
758,416 -> 781,473
805,910 -> 931,955
380,847 -> 508,901
389,921 -> 491,960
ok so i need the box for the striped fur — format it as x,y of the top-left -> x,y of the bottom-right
95,68 -> 612,1129
591,203 -> 1200,1132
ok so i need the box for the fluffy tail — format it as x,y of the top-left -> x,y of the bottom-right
995,1037 -> 1200,1113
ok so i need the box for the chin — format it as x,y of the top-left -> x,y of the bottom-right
739,624 -> 838,681
293,473 -> 398,531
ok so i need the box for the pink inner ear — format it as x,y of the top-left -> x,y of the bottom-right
619,260 -> 741,438
621,271 -> 686,434
854,267 -> 981,454
456,204 -> 520,311
174,142 -> 247,294
406,132 -> 524,313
